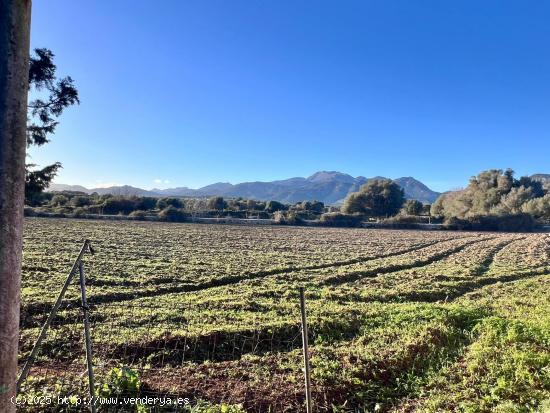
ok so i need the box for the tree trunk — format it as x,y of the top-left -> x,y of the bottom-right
0,0 -> 31,411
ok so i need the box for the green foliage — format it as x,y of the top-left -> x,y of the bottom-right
422,316 -> 550,412
295,200 -> 325,213
265,200 -> 286,213
71,207 -> 87,217
245,199 -> 263,211
158,206 -> 188,222
129,210 -> 149,220
184,401 -> 245,413
207,196 -> 228,211
319,212 -> 362,227
521,195 -> 550,220
25,162 -> 62,206
98,367 -> 141,398
444,213 -> 536,232
342,179 -> 405,217
19,219 -> 550,412
156,197 -> 184,209
102,197 -> 137,215
135,197 -> 157,211
402,199 -> 424,216
433,169 -> 547,228
273,210 -> 304,225
25,48 -> 79,203
50,194 -> 69,206
69,195 -> 90,207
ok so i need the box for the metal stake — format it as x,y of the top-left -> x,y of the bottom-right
17,240 -> 93,392
299,287 -> 312,413
79,261 -> 96,413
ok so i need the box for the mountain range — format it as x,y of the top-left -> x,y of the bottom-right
48,171 -> 442,204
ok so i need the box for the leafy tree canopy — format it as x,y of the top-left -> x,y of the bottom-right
342,179 -> 405,217
25,48 -> 79,205
431,169 -> 549,220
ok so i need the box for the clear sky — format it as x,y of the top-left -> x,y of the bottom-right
29,1 -> 550,192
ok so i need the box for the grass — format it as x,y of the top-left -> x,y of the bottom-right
19,218 -> 550,412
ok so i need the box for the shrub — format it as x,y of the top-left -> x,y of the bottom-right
401,199 -> 424,216
295,200 -> 325,213
265,200 -> 286,213
129,210 -> 149,220
135,197 -> 158,210
69,196 -> 91,207
273,211 -> 304,225
50,194 -> 69,206
443,213 -> 535,232
319,212 -> 362,227
102,197 -> 137,215
156,197 -> 184,209
207,196 -> 227,211
98,367 -> 140,398
381,214 -> 427,225
71,207 -> 88,218
158,206 -> 187,222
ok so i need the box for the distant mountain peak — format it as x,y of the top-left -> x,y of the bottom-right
49,171 -> 443,204
307,171 -> 356,184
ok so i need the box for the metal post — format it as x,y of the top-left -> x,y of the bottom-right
79,261 -> 96,413
17,240 -> 92,392
299,287 -> 312,413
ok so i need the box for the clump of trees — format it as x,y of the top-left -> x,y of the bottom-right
342,179 -> 405,216
401,199 -> 423,216
26,191 -> 329,223
431,169 -> 549,231
158,206 -> 188,222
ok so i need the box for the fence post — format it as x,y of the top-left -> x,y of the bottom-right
299,287 -> 312,413
17,240 -> 93,392
79,261 -> 96,413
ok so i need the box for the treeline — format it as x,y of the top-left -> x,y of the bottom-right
26,192 -> 330,223
330,170 -> 549,231
26,169 -> 550,232
430,169 -> 549,231
318,179 -> 430,227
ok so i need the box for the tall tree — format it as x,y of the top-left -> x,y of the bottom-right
25,48 -> 79,205
343,179 -> 405,217
0,0 -> 32,411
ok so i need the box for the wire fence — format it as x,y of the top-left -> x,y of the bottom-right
19,300 -> 314,412
17,242 -> 319,412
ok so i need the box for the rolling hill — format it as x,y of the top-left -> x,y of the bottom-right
48,171 -> 441,204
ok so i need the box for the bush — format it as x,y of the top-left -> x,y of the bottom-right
273,211 -> 304,225
50,194 -> 69,206
319,212 -> 362,227
401,199 -> 423,216
156,197 -> 184,210
135,197 -> 158,210
265,200 -> 286,213
381,214 -> 427,224
295,200 -> 325,213
207,196 -> 227,211
102,197 -> 137,215
71,207 -> 88,218
158,206 -> 187,222
98,367 -> 140,398
443,213 -> 535,232
69,196 -> 91,207
129,210 -> 149,220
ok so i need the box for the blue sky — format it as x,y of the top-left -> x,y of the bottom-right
29,1 -> 550,192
